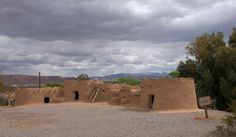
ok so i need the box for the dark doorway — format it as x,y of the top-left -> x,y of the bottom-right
74,91 -> 79,100
148,95 -> 155,109
44,97 -> 50,103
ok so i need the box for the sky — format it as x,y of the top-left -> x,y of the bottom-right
0,0 -> 236,76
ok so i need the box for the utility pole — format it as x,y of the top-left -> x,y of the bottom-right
39,72 -> 41,89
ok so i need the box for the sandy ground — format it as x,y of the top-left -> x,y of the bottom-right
0,102 -> 228,137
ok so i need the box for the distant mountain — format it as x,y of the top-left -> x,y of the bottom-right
2,75 -> 74,88
92,72 -> 169,81
2,72 -> 169,87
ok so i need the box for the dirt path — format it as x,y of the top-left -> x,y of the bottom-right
0,102 -> 228,137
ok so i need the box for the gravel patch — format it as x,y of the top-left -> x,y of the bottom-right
0,102 -> 228,137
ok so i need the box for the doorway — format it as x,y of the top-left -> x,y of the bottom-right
44,97 -> 50,103
74,91 -> 79,100
148,95 -> 155,109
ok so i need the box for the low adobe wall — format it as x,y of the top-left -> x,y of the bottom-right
109,85 -> 141,107
15,87 -> 63,106
140,78 -> 198,111
127,94 -> 140,107
129,86 -> 141,107
95,84 -> 121,102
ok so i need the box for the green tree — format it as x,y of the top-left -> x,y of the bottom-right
214,47 -> 236,110
177,59 -> 199,80
76,73 -> 89,81
229,28 -> 236,48
117,78 -> 141,85
169,70 -> 180,78
186,32 -> 226,62
178,29 -> 236,110
0,71 -> 7,106
0,70 -> 14,106
186,32 -> 227,110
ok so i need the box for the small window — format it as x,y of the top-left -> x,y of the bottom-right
44,97 -> 50,103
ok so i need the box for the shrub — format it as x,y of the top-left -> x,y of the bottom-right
104,78 -> 141,85
0,97 -> 8,106
44,83 -> 64,88
169,70 -> 180,78
210,101 -> 236,137
76,74 -> 89,81
117,78 -> 141,85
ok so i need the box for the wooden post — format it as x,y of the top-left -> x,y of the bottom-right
39,72 -> 41,89
204,108 -> 208,119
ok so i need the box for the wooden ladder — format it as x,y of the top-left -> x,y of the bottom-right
89,84 -> 101,103
89,87 -> 97,101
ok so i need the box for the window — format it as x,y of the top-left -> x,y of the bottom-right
44,97 -> 50,103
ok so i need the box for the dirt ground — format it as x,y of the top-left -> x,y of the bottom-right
0,102 -> 228,137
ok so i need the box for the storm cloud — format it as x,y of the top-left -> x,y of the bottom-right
0,0 -> 236,76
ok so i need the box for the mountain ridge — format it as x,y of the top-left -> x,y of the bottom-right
1,72 -> 169,87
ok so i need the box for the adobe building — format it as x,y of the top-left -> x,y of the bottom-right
14,80 -> 123,106
63,80 -> 102,102
63,80 -> 123,103
15,78 -> 198,111
140,78 -> 198,111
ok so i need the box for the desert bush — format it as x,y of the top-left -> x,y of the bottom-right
210,101 -> 236,137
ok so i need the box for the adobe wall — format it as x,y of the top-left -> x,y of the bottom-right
15,87 -> 63,106
63,80 -> 103,102
128,86 -> 141,107
95,84 -> 121,102
109,85 -> 141,107
140,78 -> 198,111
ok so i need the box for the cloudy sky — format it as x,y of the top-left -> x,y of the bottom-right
0,0 -> 236,76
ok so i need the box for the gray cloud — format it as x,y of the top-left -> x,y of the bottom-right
0,0 -> 236,76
